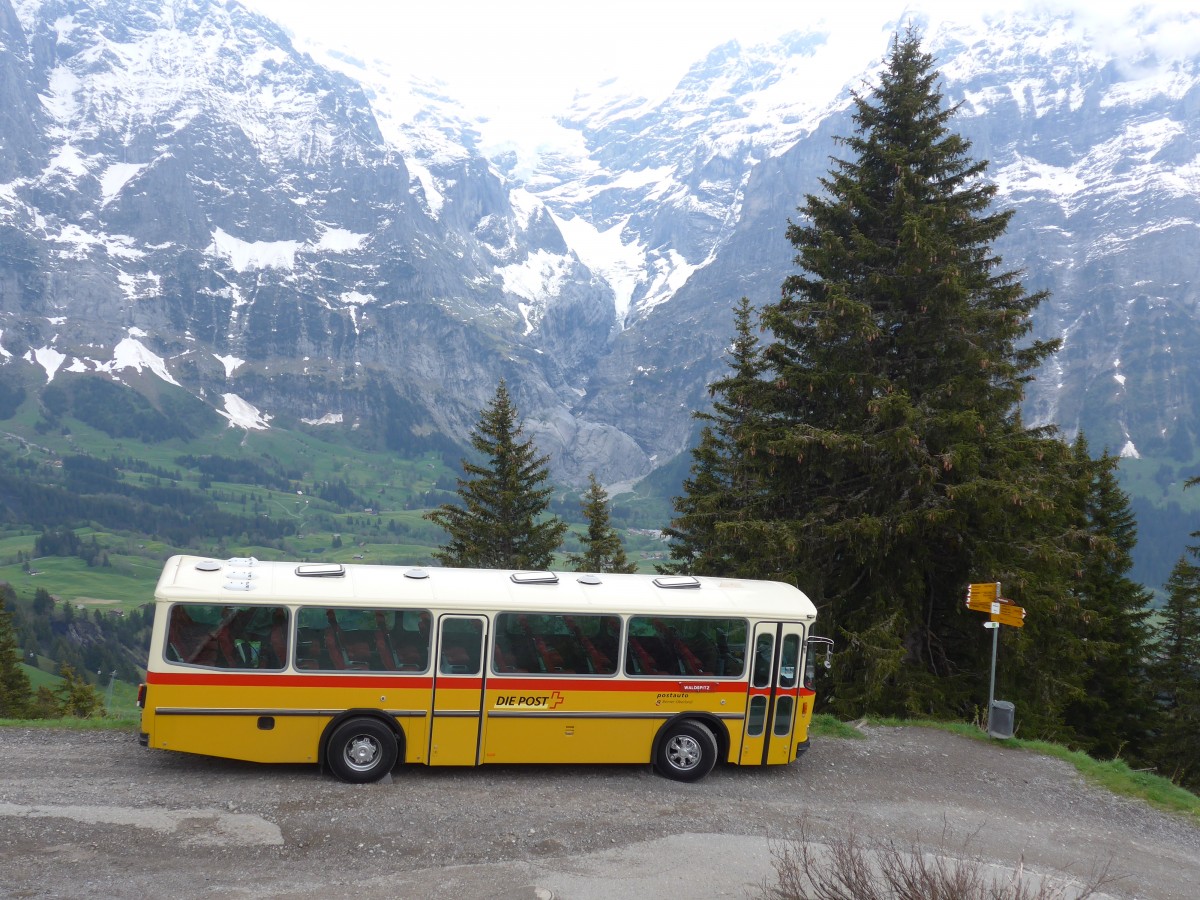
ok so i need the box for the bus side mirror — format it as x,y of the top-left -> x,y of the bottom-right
804,636 -> 834,690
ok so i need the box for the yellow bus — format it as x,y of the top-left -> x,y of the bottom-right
138,555 -> 828,783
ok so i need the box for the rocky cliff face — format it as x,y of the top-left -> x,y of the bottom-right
1,1 -> 1198,486
0,0 -> 639,479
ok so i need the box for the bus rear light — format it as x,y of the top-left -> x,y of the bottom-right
136,683 -> 146,709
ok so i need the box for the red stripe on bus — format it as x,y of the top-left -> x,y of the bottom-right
486,677 -> 748,694
146,671 -> 758,694
146,671 -> 435,689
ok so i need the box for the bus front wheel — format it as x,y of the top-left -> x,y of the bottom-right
655,720 -> 718,782
326,717 -> 398,783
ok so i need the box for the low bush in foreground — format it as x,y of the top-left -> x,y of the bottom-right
760,819 -> 1120,900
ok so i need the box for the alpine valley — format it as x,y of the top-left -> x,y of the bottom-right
2,0 -> 1199,582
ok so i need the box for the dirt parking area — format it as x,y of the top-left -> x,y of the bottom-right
0,723 -> 1197,899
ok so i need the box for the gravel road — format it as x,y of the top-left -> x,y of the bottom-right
1,723 -> 1197,899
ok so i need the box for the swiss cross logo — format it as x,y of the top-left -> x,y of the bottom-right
495,691 -> 566,709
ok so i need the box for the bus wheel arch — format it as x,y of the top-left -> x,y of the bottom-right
652,715 -> 723,782
320,711 -> 404,783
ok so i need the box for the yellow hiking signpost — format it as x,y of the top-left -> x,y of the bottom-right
965,581 -> 999,605
964,582 -> 1027,738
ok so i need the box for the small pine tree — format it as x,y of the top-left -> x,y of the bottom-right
425,380 -> 567,569
0,592 -> 34,719
53,664 -> 105,719
568,474 -> 637,574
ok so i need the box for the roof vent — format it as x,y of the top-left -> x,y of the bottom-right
511,571 -> 559,585
577,574 -> 602,585
194,559 -> 222,572
295,563 -> 345,578
404,568 -> 430,580
227,556 -> 259,567
653,575 -> 701,590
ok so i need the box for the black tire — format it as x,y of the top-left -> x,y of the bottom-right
655,720 -> 719,782
326,717 -> 398,783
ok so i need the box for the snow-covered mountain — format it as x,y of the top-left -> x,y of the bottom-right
2,0 -> 1199,487
511,6 -> 1200,469
0,0 -> 644,481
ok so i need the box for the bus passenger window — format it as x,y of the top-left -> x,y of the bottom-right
440,618 -> 483,675
625,616 -> 747,678
165,604 -> 288,671
293,607 -> 431,673
393,611 -> 431,671
494,614 -> 618,676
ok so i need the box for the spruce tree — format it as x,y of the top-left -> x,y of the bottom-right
1059,435 -> 1156,761
568,474 -> 638,574
425,379 -> 567,569
54,664 -> 104,719
0,591 -> 34,719
742,31 -> 1070,720
1149,555 -> 1200,786
663,297 -> 772,576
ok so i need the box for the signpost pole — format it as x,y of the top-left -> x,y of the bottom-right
967,581 -> 1024,737
986,621 -> 998,731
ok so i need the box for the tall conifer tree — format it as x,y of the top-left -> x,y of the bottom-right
1149,554 -> 1200,786
1059,435 -> 1156,761
426,380 -> 566,569
742,31 -> 1071,719
568,474 -> 638,574
663,297 -> 772,576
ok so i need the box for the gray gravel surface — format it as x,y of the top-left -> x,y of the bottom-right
1,723 -> 1197,899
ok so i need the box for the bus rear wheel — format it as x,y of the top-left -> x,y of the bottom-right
655,720 -> 718,782
326,717 -> 398,783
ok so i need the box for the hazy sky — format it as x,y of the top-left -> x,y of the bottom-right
242,1 -> 981,108
240,0 -> 1198,143
243,0 -> 901,98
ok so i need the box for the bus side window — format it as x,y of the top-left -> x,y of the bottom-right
440,618 -> 483,675
289,607 -> 432,673
166,604 -> 288,670
624,616 -> 747,678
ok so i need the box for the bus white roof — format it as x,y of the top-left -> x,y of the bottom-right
155,555 -> 817,621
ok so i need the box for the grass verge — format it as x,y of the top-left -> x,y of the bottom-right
0,715 -> 140,731
810,712 -> 866,740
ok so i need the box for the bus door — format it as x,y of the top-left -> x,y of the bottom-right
738,622 -> 806,765
428,615 -> 488,766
